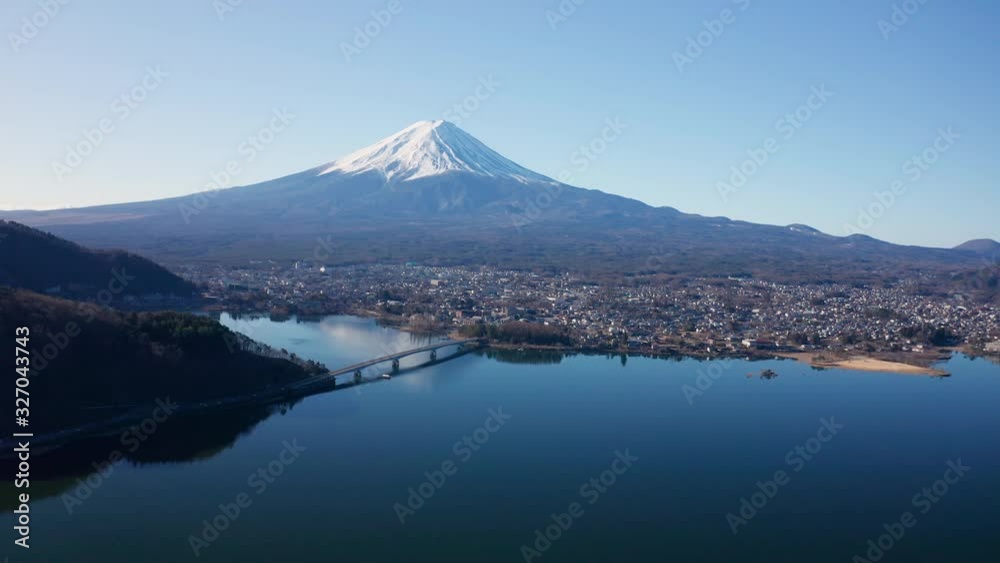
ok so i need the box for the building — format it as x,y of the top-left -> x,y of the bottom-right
743,338 -> 777,350
987,341 -> 1000,353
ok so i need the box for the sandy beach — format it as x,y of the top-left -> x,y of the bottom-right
778,352 -> 951,376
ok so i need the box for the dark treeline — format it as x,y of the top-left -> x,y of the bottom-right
459,321 -> 574,346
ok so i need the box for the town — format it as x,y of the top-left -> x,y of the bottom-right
180,262 -> 1000,364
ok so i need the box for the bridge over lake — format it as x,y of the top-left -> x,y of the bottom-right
292,338 -> 484,391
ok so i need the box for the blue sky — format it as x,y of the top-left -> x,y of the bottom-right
1,0 -> 996,247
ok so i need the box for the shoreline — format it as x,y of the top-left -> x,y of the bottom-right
215,308 -> 961,376
482,341 -> 954,376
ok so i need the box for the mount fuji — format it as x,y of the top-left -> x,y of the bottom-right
1,121 -> 987,279
317,120 -> 556,184
7,120 -> 649,234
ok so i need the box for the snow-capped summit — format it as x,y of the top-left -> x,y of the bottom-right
318,120 -> 555,184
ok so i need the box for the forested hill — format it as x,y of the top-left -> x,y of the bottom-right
1,288 -> 326,434
0,220 -> 196,298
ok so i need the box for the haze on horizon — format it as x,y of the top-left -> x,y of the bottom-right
1,0 -> 997,248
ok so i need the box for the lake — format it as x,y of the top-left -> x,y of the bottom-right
5,314 -> 999,563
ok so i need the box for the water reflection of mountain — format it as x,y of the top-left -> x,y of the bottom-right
0,402 -> 296,510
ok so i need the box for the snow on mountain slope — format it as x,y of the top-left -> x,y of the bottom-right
318,120 -> 556,184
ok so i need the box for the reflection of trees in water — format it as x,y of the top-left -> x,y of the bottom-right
0,401 -> 298,508
968,353 -> 1000,367
483,349 -> 706,366
405,331 -> 439,347
0,475 -> 79,512
481,349 -> 567,365
760,369 -> 779,380
125,401 -> 300,465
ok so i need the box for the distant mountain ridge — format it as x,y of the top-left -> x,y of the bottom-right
0,220 -> 196,298
0,121 -> 989,280
955,239 -> 1000,255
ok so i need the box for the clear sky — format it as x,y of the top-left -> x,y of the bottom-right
1,0 -> 996,248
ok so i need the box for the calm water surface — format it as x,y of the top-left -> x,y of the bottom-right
5,314 -> 999,563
